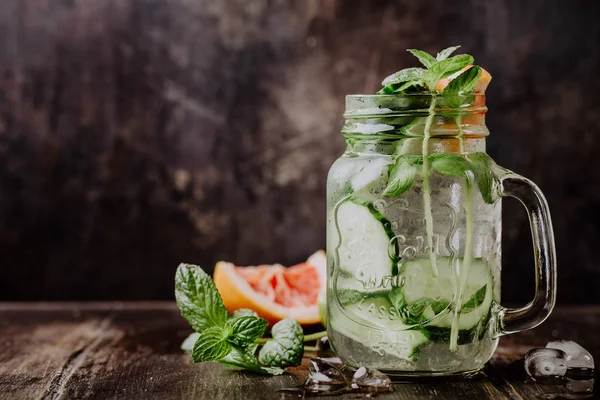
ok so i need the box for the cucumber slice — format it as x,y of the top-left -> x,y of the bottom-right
330,292 -> 429,361
396,257 -> 493,330
334,201 -> 396,290
332,320 -> 429,362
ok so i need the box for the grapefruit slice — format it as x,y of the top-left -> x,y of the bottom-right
214,251 -> 326,325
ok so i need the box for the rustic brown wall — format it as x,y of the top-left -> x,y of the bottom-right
1,0 -> 599,302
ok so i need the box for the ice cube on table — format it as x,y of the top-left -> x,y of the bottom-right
304,358 -> 347,393
546,340 -> 595,370
351,366 -> 393,393
525,348 -> 568,379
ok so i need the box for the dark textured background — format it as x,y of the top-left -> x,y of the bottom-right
1,0 -> 599,302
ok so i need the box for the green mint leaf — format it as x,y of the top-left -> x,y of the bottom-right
407,49 -> 437,68
443,66 -> 481,95
425,54 -> 474,89
378,84 -> 396,94
430,299 -> 451,314
381,67 -> 426,86
406,298 -> 432,316
404,298 -> 449,324
181,332 -> 200,353
388,288 -> 419,323
257,319 -> 304,368
220,347 -> 284,375
175,263 -> 228,332
228,316 -> 268,347
461,285 -> 487,313
192,326 -> 231,362
436,45 -> 461,61
384,155 -> 422,197
467,152 -> 495,204
229,309 -> 259,320
394,80 -> 426,93
439,66 -> 480,109
388,288 -> 406,311
378,80 -> 426,94
430,154 -> 471,177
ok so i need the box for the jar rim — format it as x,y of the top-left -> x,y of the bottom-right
344,94 -> 486,117
345,93 -> 486,99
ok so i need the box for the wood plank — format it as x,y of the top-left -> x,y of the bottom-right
0,304 -> 598,399
0,306 -> 113,399
0,304 -> 301,400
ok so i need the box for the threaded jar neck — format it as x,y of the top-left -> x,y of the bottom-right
343,94 -> 489,140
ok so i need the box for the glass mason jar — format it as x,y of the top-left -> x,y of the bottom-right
326,94 -> 557,375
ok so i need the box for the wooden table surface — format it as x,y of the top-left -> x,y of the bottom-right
0,303 -> 597,399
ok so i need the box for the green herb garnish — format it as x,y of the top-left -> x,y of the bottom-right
175,263 -> 310,375
378,45 -> 498,204
378,45 -> 473,95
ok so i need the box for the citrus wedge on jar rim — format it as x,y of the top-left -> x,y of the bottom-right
214,251 -> 327,326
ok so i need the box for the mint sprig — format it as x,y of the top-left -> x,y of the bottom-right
378,45 -> 498,204
175,263 -> 304,375
379,46 -> 474,95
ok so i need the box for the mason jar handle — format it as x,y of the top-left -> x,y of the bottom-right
497,174 -> 557,336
